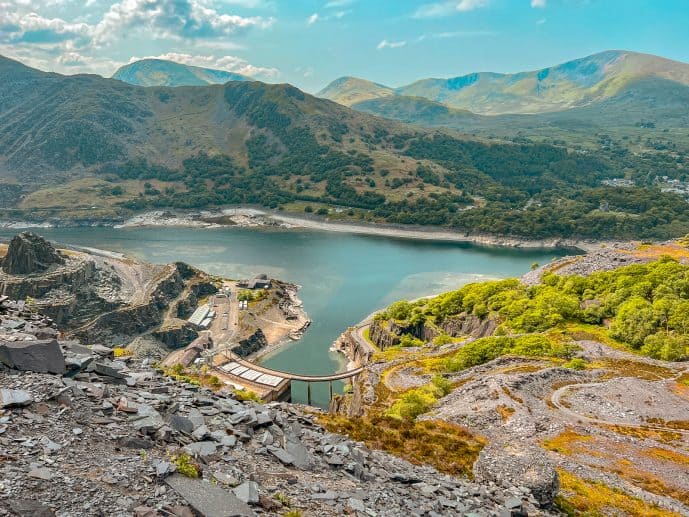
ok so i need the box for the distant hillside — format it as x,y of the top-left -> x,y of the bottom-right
320,50 -> 689,115
112,59 -> 251,87
2,54 -> 689,241
317,76 -> 395,106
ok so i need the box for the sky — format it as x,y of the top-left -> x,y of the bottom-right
1,0 -> 689,93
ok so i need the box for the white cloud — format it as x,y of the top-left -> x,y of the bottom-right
412,2 -> 456,19
0,0 -> 273,50
216,0 -> 268,7
0,8 -> 93,46
129,52 -> 279,78
536,17 -> 546,24
92,0 -> 273,45
377,39 -> 406,50
457,0 -> 489,11
531,0 -> 546,7
412,0 -> 490,18
417,30 -> 496,42
324,0 -> 355,7
306,12 -> 319,25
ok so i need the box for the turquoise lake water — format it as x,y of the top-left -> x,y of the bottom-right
0,226 -> 569,406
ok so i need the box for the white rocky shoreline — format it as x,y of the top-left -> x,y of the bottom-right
1,207 -> 606,252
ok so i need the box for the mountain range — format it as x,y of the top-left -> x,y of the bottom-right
319,50 -> 689,115
112,58 -> 251,87
0,51 -> 688,240
317,51 -> 689,143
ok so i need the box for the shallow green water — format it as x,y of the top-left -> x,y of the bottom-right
0,226 -> 569,406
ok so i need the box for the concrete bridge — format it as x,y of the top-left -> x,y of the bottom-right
206,345 -> 364,404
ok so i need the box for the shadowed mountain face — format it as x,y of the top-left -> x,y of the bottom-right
112,59 -> 251,87
319,50 -> 689,116
0,54 -> 404,179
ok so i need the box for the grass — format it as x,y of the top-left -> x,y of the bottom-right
546,430 -> 689,507
612,459 -> 689,506
496,404 -> 515,421
18,177 -> 183,216
645,418 -> 689,431
601,424 -> 684,445
543,428 -> 594,456
644,447 -> 689,466
623,243 -> 689,261
112,347 -> 132,358
555,469 -> 682,517
319,413 -> 485,478
362,327 -> 379,349
273,492 -> 291,506
372,345 -> 417,362
587,358 -> 678,381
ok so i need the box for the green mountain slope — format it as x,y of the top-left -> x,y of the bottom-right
353,77 -> 689,132
2,54 -> 689,240
319,50 -> 689,115
112,58 -> 251,87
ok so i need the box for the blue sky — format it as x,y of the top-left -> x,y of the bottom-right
1,0 -> 689,92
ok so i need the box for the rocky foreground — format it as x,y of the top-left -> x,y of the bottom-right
0,303 -> 544,517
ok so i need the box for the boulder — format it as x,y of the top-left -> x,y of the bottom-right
0,339 -> 66,374
8,499 -> 56,517
0,388 -> 33,408
473,443 -> 559,507
2,232 -> 64,275
233,481 -> 260,504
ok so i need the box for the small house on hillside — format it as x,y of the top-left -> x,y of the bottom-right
238,273 -> 271,290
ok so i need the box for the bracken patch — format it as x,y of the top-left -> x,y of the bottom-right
319,414 -> 485,478
555,469 -> 682,517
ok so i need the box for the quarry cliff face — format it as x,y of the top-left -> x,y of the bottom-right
367,312 -> 497,350
0,233 -> 216,351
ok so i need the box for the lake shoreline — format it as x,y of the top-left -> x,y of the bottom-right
3,207 -> 605,252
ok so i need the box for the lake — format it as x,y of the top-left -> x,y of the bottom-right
0,226 -> 570,406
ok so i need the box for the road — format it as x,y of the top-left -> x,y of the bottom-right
208,282 -> 239,346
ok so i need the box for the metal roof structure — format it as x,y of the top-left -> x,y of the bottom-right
188,304 -> 210,326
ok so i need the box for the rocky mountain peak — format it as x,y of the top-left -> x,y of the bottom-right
1,232 -> 64,275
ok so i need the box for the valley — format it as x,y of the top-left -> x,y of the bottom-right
1,7 -> 689,512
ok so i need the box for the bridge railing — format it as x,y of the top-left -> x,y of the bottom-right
206,345 -> 364,405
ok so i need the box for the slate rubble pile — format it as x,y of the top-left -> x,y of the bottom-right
0,305 -> 545,517
0,296 -> 59,342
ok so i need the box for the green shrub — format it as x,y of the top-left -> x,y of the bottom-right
376,257 -> 689,360
564,358 -> 587,370
430,375 -> 453,396
433,333 -> 453,345
386,375 -> 453,421
234,389 -> 262,402
386,388 -> 437,421
170,453 -> 200,478
399,334 -> 424,347
640,332 -> 689,361
444,334 -> 571,372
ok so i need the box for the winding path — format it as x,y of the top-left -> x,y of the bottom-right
550,380 -> 689,436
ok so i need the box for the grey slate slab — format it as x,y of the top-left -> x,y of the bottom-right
165,474 -> 255,517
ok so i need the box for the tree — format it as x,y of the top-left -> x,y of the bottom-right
610,297 -> 657,348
